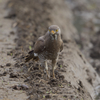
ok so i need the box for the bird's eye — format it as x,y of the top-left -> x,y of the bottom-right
56,30 -> 58,32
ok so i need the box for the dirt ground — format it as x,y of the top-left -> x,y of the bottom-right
66,0 -> 100,76
66,0 -> 100,99
0,0 -> 28,99
0,0 -> 100,100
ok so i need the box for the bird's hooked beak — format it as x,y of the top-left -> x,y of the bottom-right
50,30 -> 58,40
51,30 -> 56,34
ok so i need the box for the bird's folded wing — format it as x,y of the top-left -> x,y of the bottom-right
60,39 -> 63,52
34,36 -> 45,54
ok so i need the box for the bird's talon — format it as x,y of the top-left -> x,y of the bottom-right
53,76 -> 56,79
46,74 -> 50,79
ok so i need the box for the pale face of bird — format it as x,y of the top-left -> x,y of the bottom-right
48,25 -> 61,40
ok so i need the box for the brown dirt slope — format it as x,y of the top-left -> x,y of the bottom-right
4,0 -> 100,100
0,0 -> 27,99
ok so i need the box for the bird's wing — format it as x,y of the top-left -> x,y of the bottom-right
34,36 -> 45,54
25,50 -> 35,62
25,36 -> 45,62
60,39 -> 63,52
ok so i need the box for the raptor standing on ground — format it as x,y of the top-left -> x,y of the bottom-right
25,25 -> 63,79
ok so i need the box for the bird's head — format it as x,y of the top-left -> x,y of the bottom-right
48,25 -> 61,39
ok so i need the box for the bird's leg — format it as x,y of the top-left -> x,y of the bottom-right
38,62 -> 44,74
45,60 -> 50,78
52,59 -> 57,79
38,62 -> 42,71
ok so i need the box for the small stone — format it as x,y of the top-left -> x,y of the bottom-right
12,84 -> 29,90
6,63 -> 11,66
10,31 -> 15,35
0,65 -> 4,68
3,71 -> 8,76
10,73 -> 18,78
45,94 -> 51,98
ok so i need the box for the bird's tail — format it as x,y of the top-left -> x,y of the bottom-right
25,50 -> 39,62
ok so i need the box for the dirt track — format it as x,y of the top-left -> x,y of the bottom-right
0,0 -> 100,100
0,0 -> 27,99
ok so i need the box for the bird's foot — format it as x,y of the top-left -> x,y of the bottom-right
46,73 -> 50,79
52,76 -> 56,79
50,74 -> 56,79
51,71 -> 56,79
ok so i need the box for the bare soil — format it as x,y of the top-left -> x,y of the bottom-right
0,0 -> 27,99
66,0 -> 100,76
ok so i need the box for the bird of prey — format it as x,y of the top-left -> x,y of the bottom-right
25,25 -> 63,79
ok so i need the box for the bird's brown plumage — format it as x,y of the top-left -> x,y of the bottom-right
25,25 -> 63,79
